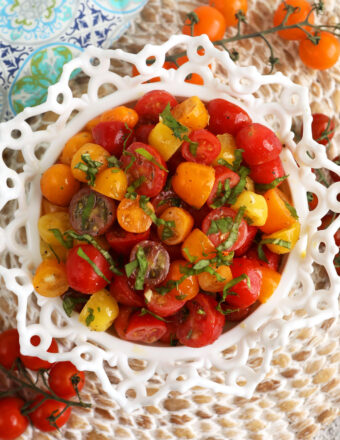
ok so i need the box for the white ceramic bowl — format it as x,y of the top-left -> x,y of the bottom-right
0,35 -> 339,411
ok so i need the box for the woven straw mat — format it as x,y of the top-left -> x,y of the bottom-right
1,0 -> 339,439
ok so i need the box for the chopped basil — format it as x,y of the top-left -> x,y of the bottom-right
197,308 -> 206,315
49,228 -> 73,249
216,274 -> 250,314
226,166 -> 249,205
77,247 -> 110,283
255,175 -> 288,192
139,195 -> 175,237
123,123 -> 133,151
283,200 -> 299,220
63,296 -> 87,317
186,328 -> 193,339
125,259 -> 139,278
135,147 -> 168,172
74,153 -> 103,186
160,103 -> 188,139
85,308 -> 95,326
140,308 -> 168,322
257,238 -> 291,261
182,247 -> 197,263
134,246 -> 149,290
314,168 -> 329,187
107,155 -> 121,169
217,149 -> 244,172
216,206 -> 246,252
307,192 -> 314,202
208,217 -> 233,235
125,176 -> 146,199
157,197 -> 181,208
182,135 -> 198,157
211,179 -> 231,209
176,294 -> 187,300
122,150 -> 136,172
81,192 -> 95,230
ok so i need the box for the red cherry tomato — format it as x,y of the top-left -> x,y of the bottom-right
0,329 -> 20,369
110,274 -> 144,307
92,121 -> 133,156
69,187 -> 116,236
66,244 -> 113,294
225,258 -> 262,307
207,98 -> 252,136
48,361 -> 85,399
330,155 -> 340,183
223,305 -> 251,321
236,123 -> 282,166
134,90 -> 178,123
121,142 -> 168,198
247,246 -> 281,271
159,315 -> 179,344
20,335 -> 58,371
206,166 -> 240,208
0,397 -> 28,440
113,305 -> 135,339
202,207 -> 248,251
311,113 -> 336,146
106,224 -> 150,256
133,124 -> 155,143
176,293 -> 225,348
29,395 -> 71,432
181,129 -> 221,165
250,157 -> 285,185
125,311 -> 167,343
234,225 -> 258,257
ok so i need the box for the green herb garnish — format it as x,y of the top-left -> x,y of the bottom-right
160,103 -> 188,139
63,296 -> 87,317
255,175 -> 288,192
85,308 -> 95,326
77,247 -> 110,283
135,147 -> 168,172
74,154 -> 103,186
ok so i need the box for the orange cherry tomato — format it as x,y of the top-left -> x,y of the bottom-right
258,267 -> 281,303
117,196 -> 153,233
59,131 -> 93,165
273,0 -> 315,41
40,164 -> 80,207
299,32 -> 340,70
171,96 -> 209,130
172,162 -> 215,209
71,143 -> 109,183
166,260 -> 199,300
259,188 -> 296,234
158,207 -> 194,245
209,0 -> 248,27
33,259 -> 69,297
181,228 -> 216,262
182,6 -> 227,42
41,198 -> 68,214
94,168 -> 128,201
85,115 -> 102,132
100,106 -> 139,128
198,264 -> 232,293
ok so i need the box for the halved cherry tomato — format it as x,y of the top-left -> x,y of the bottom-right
310,113 -> 336,146
113,305 -> 135,339
258,267 -> 281,303
299,31 -> 340,70
117,196 -> 153,233
207,98 -> 252,136
234,225 -> 258,256
198,264 -> 232,292
250,157 -> 285,185
158,207 -> 194,245
40,164 -> 80,207
223,305 -> 251,321
159,316 -> 179,344
129,240 -> 170,287
206,166 -> 240,208
110,274 -> 144,307
151,189 -> 183,216
0,329 -> 20,370
92,121 -> 133,156
176,293 -> 225,347
181,228 -> 216,262
66,244 -> 113,294
236,123 -> 282,166
69,187 -> 116,236
120,142 -> 168,198
29,395 -> 71,432
182,6 -> 227,42
100,106 -> 139,128
225,258 -> 262,307
134,90 -> 178,123
48,361 -> 85,399
181,129 -> 221,165
247,245 -> 281,271
133,124 -> 155,143
105,224 -> 150,255
71,143 -> 109,183
60,131 -> 93,165
273,0 -> 315,41
20,335 -> 58,371
263,221 -> 301,254
33,259 -> 69,297
202,207 -> 248,251
209,0 -> 248,27
125,312 -> 167,343
94,168 -> 128,201
260,188 -> 296,234
171,96 -> 209,130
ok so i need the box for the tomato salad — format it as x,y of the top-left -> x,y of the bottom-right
34,90 -> 300,348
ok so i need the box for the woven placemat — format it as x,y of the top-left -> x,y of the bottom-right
1,0 -> 339,439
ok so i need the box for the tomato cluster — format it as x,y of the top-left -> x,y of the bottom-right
0,329 -> 85,438
34,89 -> 301,348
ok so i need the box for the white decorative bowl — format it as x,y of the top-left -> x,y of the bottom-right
0,35 -> 339,411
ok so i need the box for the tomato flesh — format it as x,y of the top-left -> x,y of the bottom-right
125,312 -> 167,343
181,129 -> 221,165
106,224 -> 150,255
206,166 -> 240,208
110,274 -> 144,307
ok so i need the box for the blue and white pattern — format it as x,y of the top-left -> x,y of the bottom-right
0,0 -> 148,120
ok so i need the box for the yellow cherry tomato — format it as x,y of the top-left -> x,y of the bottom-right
172,162 -> 215,209
117,196 -> 153,233
232,190 -> 268,226
38,212 -> 72,246
148,122 -> 183,161
198,264 -> 232,293
157,207 -> 194,245
40,240 -> 68,262
79,289 -> 119,331
262,221 -> 301,254
258,267 -> 281,303
33,259 -> 69,297
171,96 -> 209,130
41,198 -> 68,215
59,131 -> 94,165
40,164 -> 80,207
94,168 -> 128,201
71,143 -> 109,183
213,133 -> 236,166
181,228 -> 216,262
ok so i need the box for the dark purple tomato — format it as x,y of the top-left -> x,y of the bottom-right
92,121 -> 133,156
69,187 -> 116,236
129,240 -> 170,287
207,98 -> 252,136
